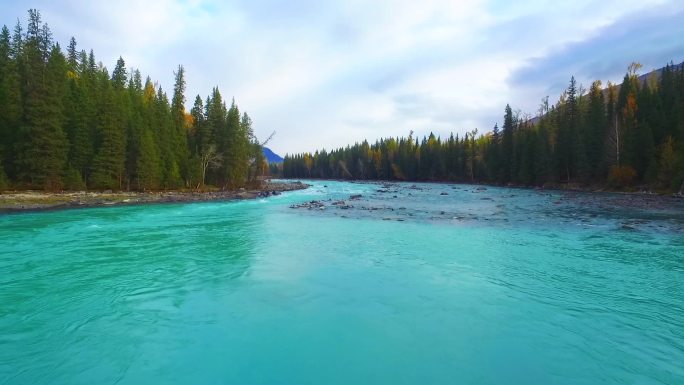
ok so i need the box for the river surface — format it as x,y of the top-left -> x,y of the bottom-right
1,180 -> 683,384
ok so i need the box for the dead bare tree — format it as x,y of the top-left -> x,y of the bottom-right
198,145 -> 222,189
247,130 -> 277,184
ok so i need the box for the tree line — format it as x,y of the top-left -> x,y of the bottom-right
283,61 -> 684,192
0,10 -> 267,191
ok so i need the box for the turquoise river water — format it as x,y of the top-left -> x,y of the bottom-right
1,180 -> 683,384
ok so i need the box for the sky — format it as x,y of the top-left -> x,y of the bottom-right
1,1 -> 683,155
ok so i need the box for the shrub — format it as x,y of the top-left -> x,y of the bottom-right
608,165 -> 637,188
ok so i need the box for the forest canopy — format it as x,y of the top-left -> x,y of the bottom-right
283,62 -> 684,192
0,9 -> 267,191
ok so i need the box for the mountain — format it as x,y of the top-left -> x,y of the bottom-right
263,147 -> 284,163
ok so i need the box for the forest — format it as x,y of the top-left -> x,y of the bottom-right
0,10 -> 266,191
283,62 -> 684,192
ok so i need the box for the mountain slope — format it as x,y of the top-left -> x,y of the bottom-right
263,147 -> 284,163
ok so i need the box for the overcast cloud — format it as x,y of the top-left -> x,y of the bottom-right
1,0 -> 683,154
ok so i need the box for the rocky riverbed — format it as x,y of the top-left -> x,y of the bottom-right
0,181 -> 309,214
287,180 -> 684,233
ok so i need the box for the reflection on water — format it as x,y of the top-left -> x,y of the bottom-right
1,180 -> 683,385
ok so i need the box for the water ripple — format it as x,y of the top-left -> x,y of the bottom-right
1,182 -> 683,384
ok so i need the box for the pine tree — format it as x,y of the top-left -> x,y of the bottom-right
586,80 -> 607,180
136,128 -> 162,190
204,88 -> 226,185
91,70 -> 126,190
189,95 -> 205,156
222,99 -> 249,188
555,77 -> 578,182
155,86 -> 181,188
111,56 -> 127,90
17,11 -> 68,189
62,37 -> 93,187
534,122 -> 552,184
171,65 -> 189,185
0,25 -> 22,181
66,36 -> 77,70
501,104 -> 514,183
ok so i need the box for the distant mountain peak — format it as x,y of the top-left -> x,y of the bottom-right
263,147 -> 284,163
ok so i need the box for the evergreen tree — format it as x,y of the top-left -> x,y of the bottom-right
0,25 -> 22,180
556,77 -> 578,182
585,80 -> 607,180
204,88 -> 226,185
171,65 -> 189,185
189,95 -> 205,156
155,86 -> 182,188
136,128 -> 162,190
3,9 -> 684,193
111,56 -> 127,90
222,99 -> 250,188
501,104 -> 514,183
17,11 -> 68,189
66,36 -> 77,70
91,70 -> 126,189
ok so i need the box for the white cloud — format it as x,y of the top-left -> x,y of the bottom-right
1,0 -> 681,154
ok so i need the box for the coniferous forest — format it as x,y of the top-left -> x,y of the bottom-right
0,10 -> 266,191
283,62 -> 684,192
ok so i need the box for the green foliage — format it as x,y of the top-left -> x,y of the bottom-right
171,65 -> 190,184
0,25 -> 22,180
585,80 -> 607,180
91,75 -> 126,190
2,10 -> 682,193
136,129 -> 162,190
17,16 -> 69,190
0,10 -> 260,191
285,61 -> 684,192
62,168 -> 85,190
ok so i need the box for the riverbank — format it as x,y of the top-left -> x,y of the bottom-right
0,181 -> 310,214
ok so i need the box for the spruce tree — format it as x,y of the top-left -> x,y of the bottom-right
91,71 -> 126,190
189,95 -> 205,156
0,25 -> 22,180
136,128 -> 162,190
171,65 -> 189,185
155,86 -> 181,188
585,81 -> 607,180
18,11 -> 68,189
501,104 -> 514,183
204,88 -> 226,185
111,56 -> 127,90
66,37 -> 77,70
222,99 -> 245,188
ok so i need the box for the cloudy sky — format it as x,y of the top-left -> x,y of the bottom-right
2,1 -> 683,154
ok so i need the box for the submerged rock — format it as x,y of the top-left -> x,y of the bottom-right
620,224 -> 637,231
290,200 -> 326,210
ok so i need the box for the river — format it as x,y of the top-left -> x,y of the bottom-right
1,180 -> 683,384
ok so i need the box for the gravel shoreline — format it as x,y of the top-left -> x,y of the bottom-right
0,181 -> 310,214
